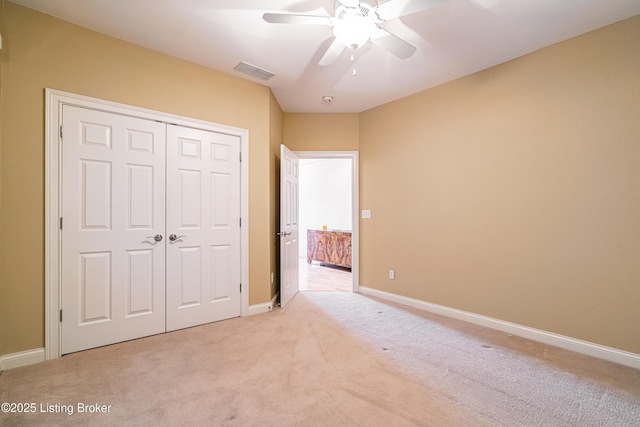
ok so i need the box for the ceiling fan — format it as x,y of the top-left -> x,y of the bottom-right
263,0 -> 445,66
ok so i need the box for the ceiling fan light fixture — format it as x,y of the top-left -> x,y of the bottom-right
333,13 -> 376,49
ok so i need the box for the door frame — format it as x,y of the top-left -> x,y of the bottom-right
295,151 -> 359,292
44,89 -> 250,360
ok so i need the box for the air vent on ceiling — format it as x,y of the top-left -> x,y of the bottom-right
234,61 -> 275,81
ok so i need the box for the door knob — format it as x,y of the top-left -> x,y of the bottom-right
154,234 -> 163,242
169,234 -> 186,242
277,231 -> 292,237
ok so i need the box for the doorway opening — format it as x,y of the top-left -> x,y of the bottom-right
296,151 -> 359,293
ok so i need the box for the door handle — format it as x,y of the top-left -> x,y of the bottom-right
277,231 -> 292,237
169,234 -> 186,242
152,234 -> 163,242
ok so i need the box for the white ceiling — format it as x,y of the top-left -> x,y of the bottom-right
10,0 -> 640,113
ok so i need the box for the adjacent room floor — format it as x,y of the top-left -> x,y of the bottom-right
299,258 -> 352,292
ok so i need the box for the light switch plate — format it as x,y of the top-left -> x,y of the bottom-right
362,209 -> 371,219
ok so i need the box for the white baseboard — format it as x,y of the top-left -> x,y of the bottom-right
0,348 -> 46,371
359,287 -> 640,370
246,292 -> 278,316
6,297 -> 279,370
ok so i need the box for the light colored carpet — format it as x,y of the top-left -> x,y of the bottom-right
1,291 -> 639,426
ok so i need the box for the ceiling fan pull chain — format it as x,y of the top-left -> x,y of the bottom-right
351,50 -> 357,77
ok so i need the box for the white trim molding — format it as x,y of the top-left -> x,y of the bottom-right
0,348 -> 45,371
247,292 -> 279,316
359,287 -> 640,370
45,89 -> 250,360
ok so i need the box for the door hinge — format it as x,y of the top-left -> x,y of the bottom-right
239,152 -> 242,162
59,309 -> 63,322
59,125 -> 63,139
60,217 -> 63,230
239,283 -> 242,293
239,217 -> 242,227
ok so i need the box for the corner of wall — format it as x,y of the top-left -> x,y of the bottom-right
269,91 -> 284,300
0,0 -> 6,358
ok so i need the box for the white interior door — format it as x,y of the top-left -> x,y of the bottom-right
165,125 -> 241,331
61,105 -> 166,354
280,144 -> 299,307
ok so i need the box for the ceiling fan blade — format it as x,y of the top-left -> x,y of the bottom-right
369,27 -> 416,59
263,13 -> 332,25
319,38 -> 346,66
374,0 -> 446,21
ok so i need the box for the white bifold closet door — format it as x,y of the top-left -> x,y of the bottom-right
61,105 -> 240,354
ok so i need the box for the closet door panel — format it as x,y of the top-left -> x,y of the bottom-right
61,105 -> 166,354
166,126 -> 241,331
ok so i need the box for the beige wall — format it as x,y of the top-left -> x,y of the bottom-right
269,92 -> 283,298
359,15 -> 640,354
0,2 -> 279,355
283,113 -> 359,152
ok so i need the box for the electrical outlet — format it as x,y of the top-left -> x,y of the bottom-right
389,269 -> 395,280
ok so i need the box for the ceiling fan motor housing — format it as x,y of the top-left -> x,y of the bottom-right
333,1 -> 379,49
